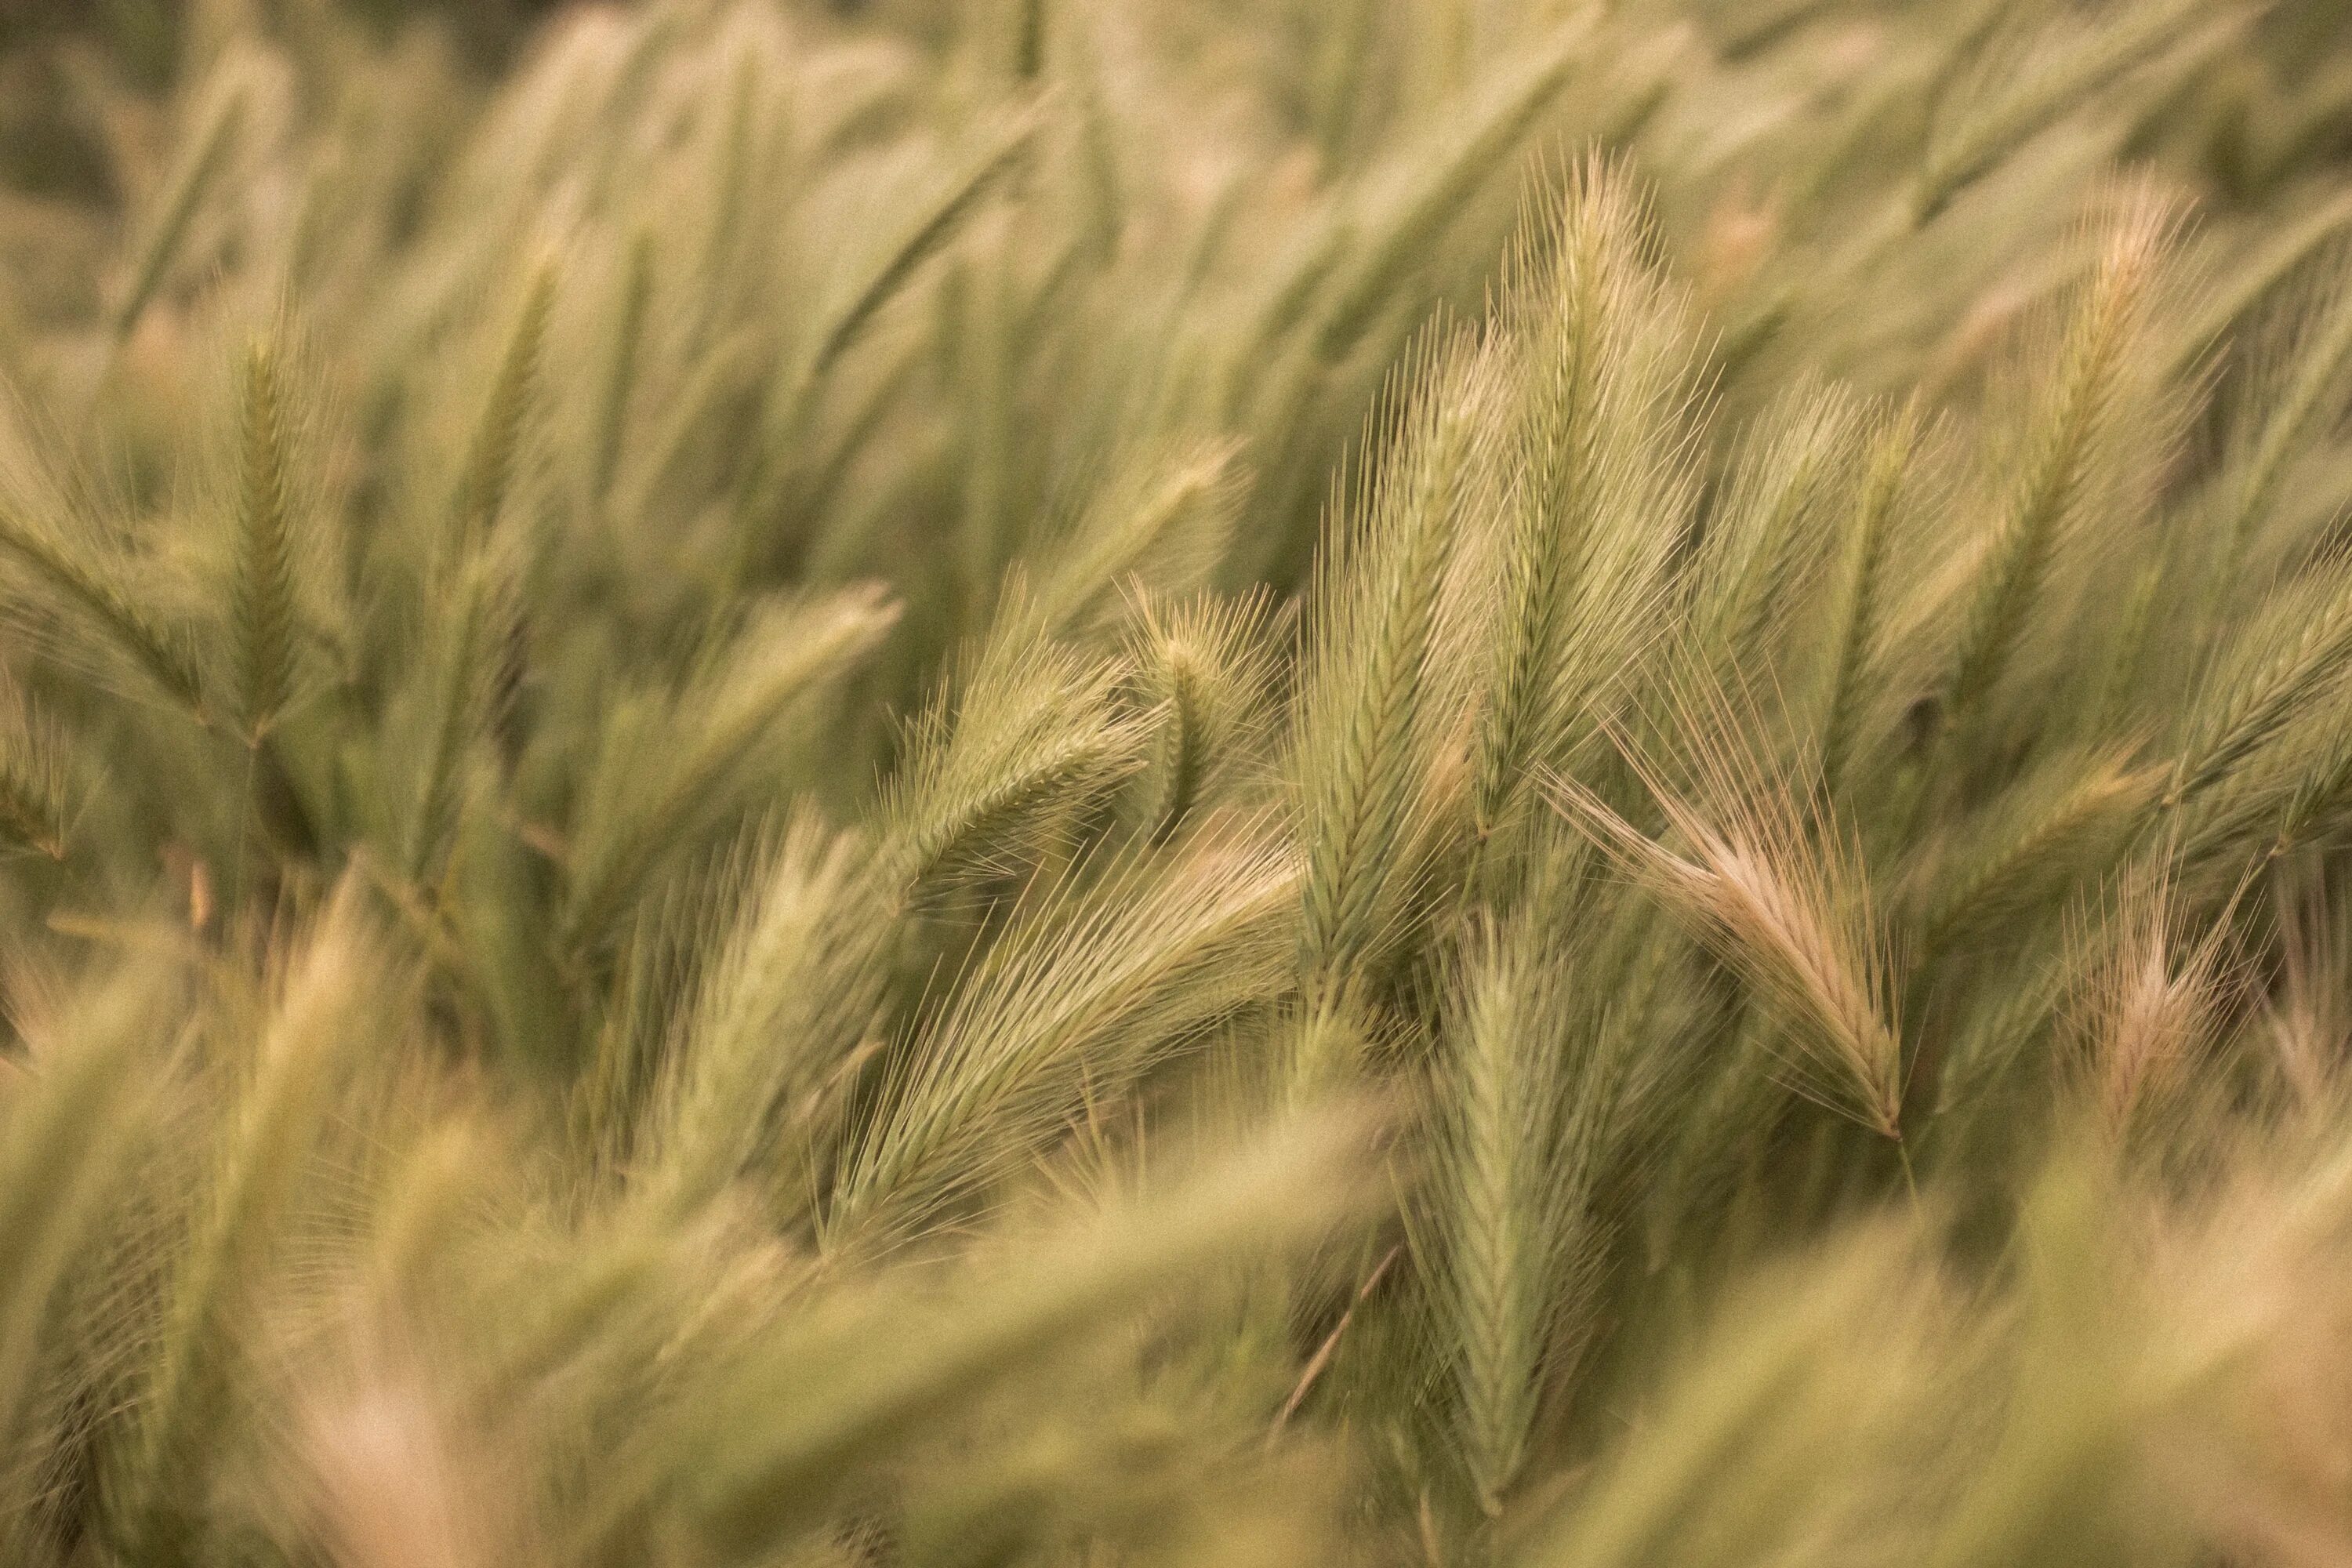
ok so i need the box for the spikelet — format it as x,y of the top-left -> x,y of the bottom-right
107,881 -> 394,1564
586,227 -> 655,510
2256,869 -> 2350,1112
452,256 -> 558,547
829,829 -> 1298,1242
2206,258 -> 2352,593
1426,911 -> 1620,1515
0,685 -> 74,862
2069,875 -> 2237,1145
1469,157 -> 1697,859
878,586 -> 1155,896
1312,25 -> 1590,358
1126,591 -> 1278,847
1026,441 -> 1245,636
1548,713 -> 1905,1138
2170,556 -> 2352,813
394,546 -> 514,887
1819,396 -> 1929,792
2263,697 -> 2352,866
228,331 -> 305,746
643,820 -> 890,1219
1910,749 -> 2160,963
0,961 -> 169,1491
2170,187 -> 2352,375
0,389 -> 208,717
0,505 -> 208,718
1292,331 -> 1495,994
1521,1225 -> 1947,1568
1940,189 -> 2179,744
561,586 -> 899,956
289,1352 -> 521,1568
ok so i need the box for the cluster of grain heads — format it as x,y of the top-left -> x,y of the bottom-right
0,0 -> 2346,1563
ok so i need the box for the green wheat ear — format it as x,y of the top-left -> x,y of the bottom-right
1126,589 -> 1278,847
561,584 -> 899,960
452,256 -> 559,547
1425,905 -> 1622,1516
230,333 -> 300,746
874,590 -> 1155,898
0,687 -> 75,862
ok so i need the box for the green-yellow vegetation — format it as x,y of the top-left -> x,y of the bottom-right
1,2 -> 2351,1564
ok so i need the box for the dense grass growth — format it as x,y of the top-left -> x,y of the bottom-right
5,0 -> 2352,1562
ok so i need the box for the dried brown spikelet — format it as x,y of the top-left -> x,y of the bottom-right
1548,716 -> 1904,1138
2070,877 -> 2237,1143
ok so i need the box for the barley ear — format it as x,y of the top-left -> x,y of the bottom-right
230,333 -> 301,746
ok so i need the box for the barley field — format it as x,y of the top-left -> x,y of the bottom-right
2,0 -> 2351,1563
